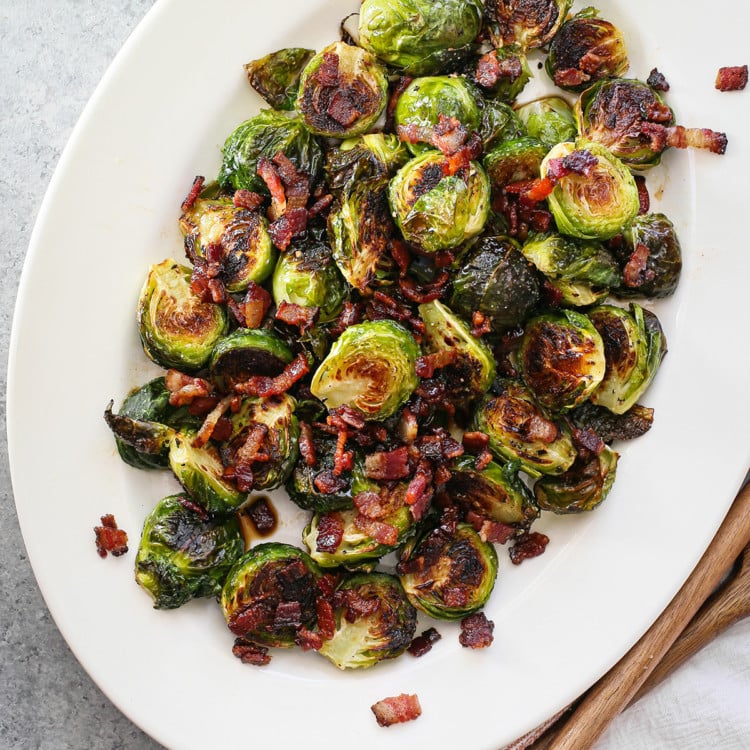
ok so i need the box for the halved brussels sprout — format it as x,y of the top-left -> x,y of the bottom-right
325,133 -> 410,193
327,175 -> 397,292
218,109 -> 323,194
521,232 -> 622,307
394,76 -> 481,156
104,403 -> 176,463
588,303 -> 665,414
358,0 -> 484,76
515,96 -> 577,147
209,328 -> 293,393
398,522 -> 498,620
180,198 -> 276,293
135,494 -> 244,609
472,380 -> 577,477
534,444 -> 618,513
487,0 -> 573,49
541,140 -> 640,240
451,236 -> 541,332
448,455 -> 538,527
221,543 -> 322,648
389,151 -> 490,254
318,573 -> 417,669
244,47 -> 315,111
517,309 -> 606,413
310,320 -> 419,421
570,401 -> 654,443
479,98 -> 527,150
546,8 -> 629,92
418,299 -> 496,401
470,46 -> 531,103
137,259 -> 228,372
295,41 -> 388,139
483,136 -> 547,191
272,236 -> 347,323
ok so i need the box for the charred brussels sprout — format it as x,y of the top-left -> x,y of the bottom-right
614,213 -> 682,298
546,8 -> 629,92
310,320 -> 419,421
318,573 -> 417,670
517,309 -> 606,413
358,0 -> 484,76
398,522 -> 498,620
325,133 -> 410,193
534,444 -> 619,513
451,236 -> 541,331
272,237 -> 346,323
180,197 -> 276,292
394,76 -> 481,156
470,47 -> 531,103
244,47 -> 315,111
487,0 -> 573,50
479,98 -> 527,150
541,140 -> 639,240
588,303 -> 666,414
135,495 -> 244,609
221,543 -> 321,648
448,456 -> 538,527
218,109 -> 323,193
295,41 -> 388,139
570,401 -> 654,442
137,259 -> 228,372
104,403 -> 176,465
483,136 -> 547,191
472,380 -> 577,477
388,151 -> 490,254
418,299 -> 495,401
515,96 -> 577,147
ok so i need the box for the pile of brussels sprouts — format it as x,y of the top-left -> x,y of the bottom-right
105,0 -> 722,670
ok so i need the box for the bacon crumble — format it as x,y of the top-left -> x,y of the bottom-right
371,694 -> 422,727
94,514 -> 128,558
716,65 -> 748,92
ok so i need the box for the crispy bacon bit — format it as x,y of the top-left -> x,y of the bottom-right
622,242 -> 655,289
570,423 -> 605,455
232,638 -> 272,666
257,157 -> 287,220
634,175 -> 650,215
338,589 -> 380,622
415,348 -> 459,379
553,68 -> 589,89
510,531 -> 550,565
471,311 -> 492,338
354,514 -> 399,546
165,370 -> 212,407
397,408 -> 419,445
462,431 -> 490,453
177,495 -> 209,520
228,281 -> 273,329
389,239 -> 412,278
476,49 -> 523,90
405,460 -> 433,521
233,353 -> 310,397
314,469 -> 349,495
332,429 -> 353,476
459,612 -> 494,649
192,395 -> 234,448
316,512 -> 345,553
442,132 -> 483,176
716,64 -> 748,91
307,193 -> 333,219
316,597 -> 336,641
328,405 -> 367,431
641,122 -> 728,155
274,600 -> 303,629
94,514 -> 128,558
371,694 -> 422,727
399,270 -> 450,305
187,395 -> 219,416
298,422 -> 316,467
295,626 -> 324,651
233,424 -> 269,492
275,300 -> 319,334
329,300 -> 364,337
247,496 -> 276,534
474,450 -> 493,472
365,446 -> 411,481
268,207 -> 309,251
466,511 -> 516,544
408,627 -> 442,657
273,152 -> 311,210
232,189 -> 265,211
181,175 -> 205,212
647,67 -> 670,92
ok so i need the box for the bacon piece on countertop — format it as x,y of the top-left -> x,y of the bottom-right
459,611 -> 495,649
716,65 -> 748,91
94,514 -> 128,558
371,694 -> 422,727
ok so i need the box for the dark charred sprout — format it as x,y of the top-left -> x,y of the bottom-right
487,0 -> 573,50
135,494 -> 244,609
472,379 -> 577,477
325,133 -> 410,193
137,259 -> 228,372
515,96 -> 577,147
546,7 -> 629,92
483,136 -> 547,191
295,41 -> 388,139
221,543 -> 322,648
398,522 -> 498,620
517,309 -> 606,413
244,47 -> 315,111
570,401 -> 654,442
451,236 -> 541,332
104,402 -> 177,464
310,320 -> 419,421
358,0 -> 484,76
318,572 -> 417,670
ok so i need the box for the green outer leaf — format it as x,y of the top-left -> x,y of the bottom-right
515,96 -> 577,147
244,47 -> 315,110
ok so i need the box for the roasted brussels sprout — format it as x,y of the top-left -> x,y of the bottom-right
517,309 -> 606,413
479,98 -> 527,150
398,522 -> 498,620
104,402 -> 176,464
135,495 -> 244,609
570,400 -> 654,442
483,136 -> 547,191
221,543 -> 321,648
318,573 -> 417,669
295,41 -> 388,139
521,232 -> 622,306
244,47 -> 315,111
541,140 -> 640,240
137,259 -> 228,372
534,444 -> 618,513
472,380 -> 577,477
180,197 -> 276,293
613,213 -> 682,298
358,0 -> 484,76
325,133 -> 410,193
327,175 -> 397,292
394,76 -> 481,156
515,96 -> 577,147
388,151 -> 490,254
588,303 -> 665,414
451,236 -> 541,331
546,8 -> 629,92
470,46 -> 531,103
487,0 -> 573,49
272,237 -> 347,323
448,455 -> 538,527
218,109 -> 323,193
418,299 -> 496,401
310,320 -> 419,421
